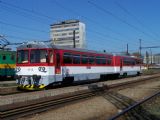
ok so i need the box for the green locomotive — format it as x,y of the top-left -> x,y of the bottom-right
0,50 -> 16,80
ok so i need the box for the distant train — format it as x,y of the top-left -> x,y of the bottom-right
16,42 -> 142,90
0,50 -> 16,80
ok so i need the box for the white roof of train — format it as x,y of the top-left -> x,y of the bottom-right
17,41 -> 113,55
17,41 -> 140,59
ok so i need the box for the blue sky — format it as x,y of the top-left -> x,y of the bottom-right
0,0 -> 160,54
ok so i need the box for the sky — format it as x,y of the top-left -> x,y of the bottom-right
0,0 -> 160,55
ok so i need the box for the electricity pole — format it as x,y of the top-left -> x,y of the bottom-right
126,43 -> 128,55
73,30 -> 76,48
139,39 -> 142,58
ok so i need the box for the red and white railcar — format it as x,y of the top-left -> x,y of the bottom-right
15,42 -> 141,90
113,55 -> 142,76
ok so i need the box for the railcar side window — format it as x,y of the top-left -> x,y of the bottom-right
123,58 -> 135,65
136,60 -> 141,65
17,50 -> 29,63
63,53 -> 72,64
73,54 -> 80,64
81,55 -> 88,64
88,56 -> 95,64
96,56 -> 106,65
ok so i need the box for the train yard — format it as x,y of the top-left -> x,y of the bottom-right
0,73 -> 160,120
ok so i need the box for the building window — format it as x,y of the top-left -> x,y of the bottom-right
62,33 -> 67,36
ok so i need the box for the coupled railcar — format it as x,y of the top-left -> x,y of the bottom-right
0,50 -> 16,80
16,42 -> 141,90
113,55 -> 141,77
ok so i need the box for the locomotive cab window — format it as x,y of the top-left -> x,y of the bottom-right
30,50 -> 47,63
2,55 -> 6,60
11,54 -> 15,61
17,50 -> 29,63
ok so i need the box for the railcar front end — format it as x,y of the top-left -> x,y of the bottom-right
15,42 -> 60,90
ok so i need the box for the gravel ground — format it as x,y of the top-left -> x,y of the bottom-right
142,95 -> 160,118
17,78 -> 160,120
117,78 -> 160,101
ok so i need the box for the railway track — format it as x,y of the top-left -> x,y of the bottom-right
108,91 -> 160,120
0,74 -> 160,120
0,90 -> 96,120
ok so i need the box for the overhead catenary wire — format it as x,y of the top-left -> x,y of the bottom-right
0,0 -> 56,21
88,1 -> 159,42
115,1 -> 159,40
0,20 -> 49,34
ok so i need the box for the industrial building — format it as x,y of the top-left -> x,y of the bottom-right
50,20 -> 86,48
143,53 -> 160,65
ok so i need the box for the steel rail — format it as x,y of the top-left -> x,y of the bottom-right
108,91 -> 160,120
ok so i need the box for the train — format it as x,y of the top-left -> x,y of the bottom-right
15,41 -> 142,90
0,50 -> 16,80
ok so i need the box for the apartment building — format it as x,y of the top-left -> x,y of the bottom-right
50,20 -> 86,48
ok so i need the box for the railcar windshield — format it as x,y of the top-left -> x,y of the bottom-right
17,50 -> 29,63
30,49 -> 48,63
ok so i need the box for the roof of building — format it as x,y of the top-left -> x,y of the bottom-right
51,19 -> 80,26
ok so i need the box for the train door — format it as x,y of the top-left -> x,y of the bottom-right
55,51 -> 61,74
